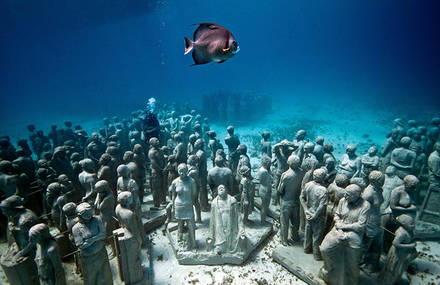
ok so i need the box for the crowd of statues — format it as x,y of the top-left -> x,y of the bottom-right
0,99 -> 439,284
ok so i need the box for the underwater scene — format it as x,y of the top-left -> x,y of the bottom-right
0,1 -> 439,284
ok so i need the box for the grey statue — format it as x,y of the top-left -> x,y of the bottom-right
390,137 -> 417,179
115,191 -> 145,284
257,156 -> 272,224
300,168 -> 328,260
148,137 -> 167,207
338,144 -> 361,179
29,223 -> 66,285
71,202 -> 113,285
170,163 -> 197,250
209,184 -> 240,254
361,145 -> 380,178
319,184 -> 370,285
277,154 -> 305,245
239,165 -> 254,224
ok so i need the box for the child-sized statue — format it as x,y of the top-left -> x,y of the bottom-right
300,168 -> 328,260
239,165 -> 254,224
257,156 -> 272,224
380,214 -> 417,285
29,223 -> 66,285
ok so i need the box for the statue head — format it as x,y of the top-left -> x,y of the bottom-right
123,151 -> 134,163
262,131 -> 270,140
396,214 -> 415,232
149,137 -> 160,148
346,144 -> 357,156
76,202 -> 93,222
335,174 -> 349,188
325,157 -> 336,170
218,184 -> 227,199
287,154 -> 301,170
260,155 -> 271,169
368,145 -> 378,156
80,158 -> 95,173
189,134 -> 197,144
29,223 -> 51,244
368,170 -> 385,187
177,163 -> 188,179
194,138 -> 205,150
295,130 -> 306,140
237,144 -> 247,155
117,164 -> 130,178
304,142 -> 315,153
315,136 -> 324,146
344,184 -> 362,204
95,180 -> 110,193
117,191 -> 133,207
214,155 -> 225,167
62,202 -> 77,217
323,142 -> 334,153
187,155 -> 199,167
313,168 -> 327,183
400,136 -> 412,148
227,125 -> 234,135
403,175 -> 419,191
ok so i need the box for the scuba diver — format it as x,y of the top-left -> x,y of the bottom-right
142,97 -> 160,143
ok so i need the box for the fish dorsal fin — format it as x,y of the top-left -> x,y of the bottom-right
193,23 -> 219,41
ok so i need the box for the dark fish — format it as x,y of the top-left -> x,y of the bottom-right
184,23 -> 240,65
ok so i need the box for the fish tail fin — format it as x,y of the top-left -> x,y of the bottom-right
184,36 -> 193,55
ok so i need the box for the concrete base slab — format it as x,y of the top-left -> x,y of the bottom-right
415,220 -> 440,240
166,210 -> 273,265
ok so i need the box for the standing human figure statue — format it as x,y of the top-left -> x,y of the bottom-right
361,170 -> 385,273
260,131 -> 272,157
319,184 -> 370,285
71,202 -> 113,285
115,191 -> 145,285
209,184 -> 240,254
239,165 -> 254,224
257,156 -> 272,224
361,145 -> 380,179
428,142 -> 440,192
300,168 -> 328,260
116,164 -> 145,245
207,156 -> 234,199
29,223 -> 66,285
94,180 -> 117,255
224,126 -> 241,175
187,155 -> 202,223
78,158 -> 98,204
390,137 -> 417,179
338,144 -> 361,179
313,136 -> 325,165
207,130 -> 223,167
148,137 -> 166,207
293,130 -> 307,162
277,154 -> 305,245
194,138 -> 209,211
169,163 -> 197,250
325,174 -> 350,234
173,133 -> 187,165
272,140 -> 293,205
301,142 -> 317,169
323,157 -> 337,187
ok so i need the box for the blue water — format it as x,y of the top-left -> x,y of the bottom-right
1,0 -> 439,138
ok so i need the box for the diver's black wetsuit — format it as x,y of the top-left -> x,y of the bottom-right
142,111 -> 160,142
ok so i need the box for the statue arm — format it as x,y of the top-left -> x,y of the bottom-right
353,158 -> 362,177
299,187 -> 308,212
277,174 -> 285,196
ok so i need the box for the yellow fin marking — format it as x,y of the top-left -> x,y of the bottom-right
223,48 -> 230,52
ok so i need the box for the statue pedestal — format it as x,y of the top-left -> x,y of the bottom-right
141,194 -> 168,233
166,210 -> 273,265
0,244 -> 39,285
113,229 -> 152,285
272,244 -> 380,285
